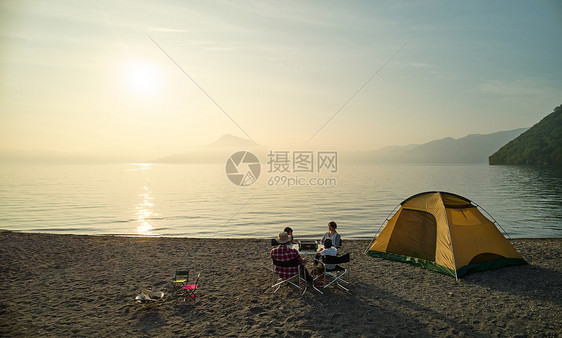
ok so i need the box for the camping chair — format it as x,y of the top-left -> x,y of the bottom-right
171,269 -> 190,291
313,253 -> 350,293
183,273 -> 200,302
271,257 -> 307,295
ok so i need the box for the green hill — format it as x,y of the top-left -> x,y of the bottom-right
489,105 -> 562,165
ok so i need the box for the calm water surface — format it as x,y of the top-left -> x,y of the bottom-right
0,163 -> 560,239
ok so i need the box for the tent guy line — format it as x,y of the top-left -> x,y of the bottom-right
305,35 -> 415,145
210,195 -> 255,238
146,32 -> 255,143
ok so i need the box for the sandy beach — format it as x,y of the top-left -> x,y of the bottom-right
0,231 -> 560,337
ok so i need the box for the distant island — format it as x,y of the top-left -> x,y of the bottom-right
489,105 -> 562,165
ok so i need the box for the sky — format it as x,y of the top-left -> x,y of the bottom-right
1,0 -> 561,161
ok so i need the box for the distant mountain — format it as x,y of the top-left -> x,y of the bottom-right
346,128 -> 528,164
153,134 -> 263,163
209,134 -> 260,148
489,105 -> 562,165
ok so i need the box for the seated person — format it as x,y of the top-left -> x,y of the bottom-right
315,239 -> 337,269
321,221 -> 341,249
271,231 -> 312,283
284,226 -> 298,244
313,239 -> 337,286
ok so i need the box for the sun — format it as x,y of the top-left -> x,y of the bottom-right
124,62 -> 158,95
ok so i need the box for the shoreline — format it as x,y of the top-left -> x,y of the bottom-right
1,232 -> 561,336
2,229 -> 560,241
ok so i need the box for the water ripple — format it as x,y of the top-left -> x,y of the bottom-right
0,164 -> 560,238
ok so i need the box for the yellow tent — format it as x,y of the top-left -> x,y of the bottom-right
366,191 -> 526,279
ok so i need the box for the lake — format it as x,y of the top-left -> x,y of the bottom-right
0,163 -> 560,239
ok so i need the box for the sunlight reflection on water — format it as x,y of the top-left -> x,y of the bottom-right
133,165 -> 158,236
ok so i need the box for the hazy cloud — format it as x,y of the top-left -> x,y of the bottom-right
479,78 -> 554,97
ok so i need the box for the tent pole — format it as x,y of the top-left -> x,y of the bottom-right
441,193 -> 459,281
477,203 -> 512,240
362,203 -> 400,255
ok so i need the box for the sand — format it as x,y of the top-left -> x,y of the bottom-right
0,231 -> 561,337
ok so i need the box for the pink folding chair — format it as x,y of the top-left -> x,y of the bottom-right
184,273 -> 200,302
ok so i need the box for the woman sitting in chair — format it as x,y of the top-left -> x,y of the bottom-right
321,221 -> 341,249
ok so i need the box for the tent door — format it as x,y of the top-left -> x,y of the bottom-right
386,209 -> 437,262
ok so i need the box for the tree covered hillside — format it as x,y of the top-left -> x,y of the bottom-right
489,105 -> 562,165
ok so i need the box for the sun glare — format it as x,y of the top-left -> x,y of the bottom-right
125,62 -> 158,95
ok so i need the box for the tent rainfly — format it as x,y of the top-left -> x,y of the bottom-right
366,191 -> 527,279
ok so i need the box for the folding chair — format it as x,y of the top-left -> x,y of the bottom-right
171,269 -> 190,291
271,257 -> 307,295
184,273 -> 200,302
313,253 -> 350,293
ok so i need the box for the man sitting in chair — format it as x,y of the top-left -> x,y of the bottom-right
271,231 -> 312,283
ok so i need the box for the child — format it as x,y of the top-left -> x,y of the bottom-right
284,226 -> 298,244
313,239 -> 337,286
